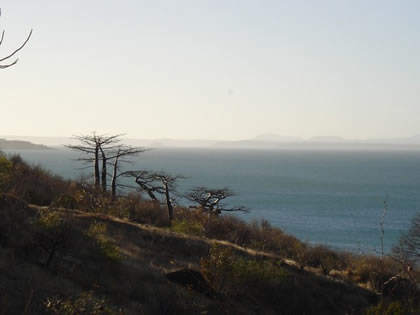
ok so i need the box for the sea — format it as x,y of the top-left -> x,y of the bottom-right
4,148 -> 420,254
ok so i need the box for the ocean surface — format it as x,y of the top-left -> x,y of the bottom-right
5,148 -> 420,253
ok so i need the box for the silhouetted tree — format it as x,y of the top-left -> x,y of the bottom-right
66,133 -> 122,189
186,186 -> 247,215
393,213 -> 420,270
109,145 -> 148,197
126,170 -> 184,225
0,8 -> 32,69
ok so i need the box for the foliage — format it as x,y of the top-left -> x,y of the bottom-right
171,219 -> 205,236
200,244 -> 236,294
350,255 -> 400,292
0,154 -> 70,205
0,193 -> 35,250
87,222 -> 122,261
200,244 -> 288,296
0,155 -> 12,189
393,213 -> 420,267
301,245 -> 345,275
45,291 -> 122,315
35,209 -> 73,268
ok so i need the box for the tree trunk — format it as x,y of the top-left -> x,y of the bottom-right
101,148 -> 107,192
94,147 -> 100,188
111,157 -> 119,198
164,182 -> 173,226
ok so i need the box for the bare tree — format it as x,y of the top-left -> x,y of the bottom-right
109,145 -> 148,197
66,133 -> 122,189
126,170 -> 184,225
393,213 -> 420,268
186,186 -> 248,215
0,8 -> 32,69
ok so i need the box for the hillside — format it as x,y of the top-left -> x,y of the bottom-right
0,138 -> 50,150
1,199 -> 378,314
0,152 -> 418,314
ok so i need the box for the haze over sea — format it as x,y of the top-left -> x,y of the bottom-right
6,148 -> 420,254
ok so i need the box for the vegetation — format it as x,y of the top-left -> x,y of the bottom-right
0,151 -> 418,314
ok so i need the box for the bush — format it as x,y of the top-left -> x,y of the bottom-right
129,199 -> 168,227
171,219 -> 205,236
87,222 -> 122,261
301,245 -> 346,275
350,255 -> 400,292
0,155 -> 12,190
250,219 -> 307,260
1,154 -> 70,206
200,244 -> 235,295
35,209 -> 74,268
0,193 -> 35,250
200,244 -> 288,296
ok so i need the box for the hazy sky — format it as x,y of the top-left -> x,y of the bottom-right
1,1 -> 419,140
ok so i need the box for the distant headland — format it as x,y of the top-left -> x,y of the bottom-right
0,138 -> 50,150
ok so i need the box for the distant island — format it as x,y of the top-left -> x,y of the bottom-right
0,138 -> 50,150
2,134 -> 420,151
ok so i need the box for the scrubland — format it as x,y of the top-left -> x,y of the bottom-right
0,152 -> 418,314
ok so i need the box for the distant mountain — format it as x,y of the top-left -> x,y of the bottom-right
2,134 -> 420,151
309,136 -> 352,143
0,138 -> 50,150
255,134 -> 303,142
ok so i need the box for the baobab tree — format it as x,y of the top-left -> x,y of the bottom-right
66,133 -> 123,189
126,170 -> 184,225
186,186 -> 248,215
109,145 -> 149,197
0,8 -> 32,69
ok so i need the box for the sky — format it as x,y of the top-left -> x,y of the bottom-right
1,1 -> 420,141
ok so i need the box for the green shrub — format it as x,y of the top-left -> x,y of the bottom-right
201,244 -> 288,296
171,219 -> 205,236
200,244 -> 236,295
87,222 -> 122,261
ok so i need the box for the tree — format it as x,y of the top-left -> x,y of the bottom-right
0,8 -> 32,69
393,213 -> 420,268
108,145 -> 148,197
186,186 -> 248,215
386,214 -> 420,307
67,133 -> 147,197
126,170 -> 184,225
66,133 -> 123,189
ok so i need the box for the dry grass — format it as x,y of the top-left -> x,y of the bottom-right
1,153 -> 417,313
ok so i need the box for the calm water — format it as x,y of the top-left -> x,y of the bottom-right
6,148 -> 420,253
